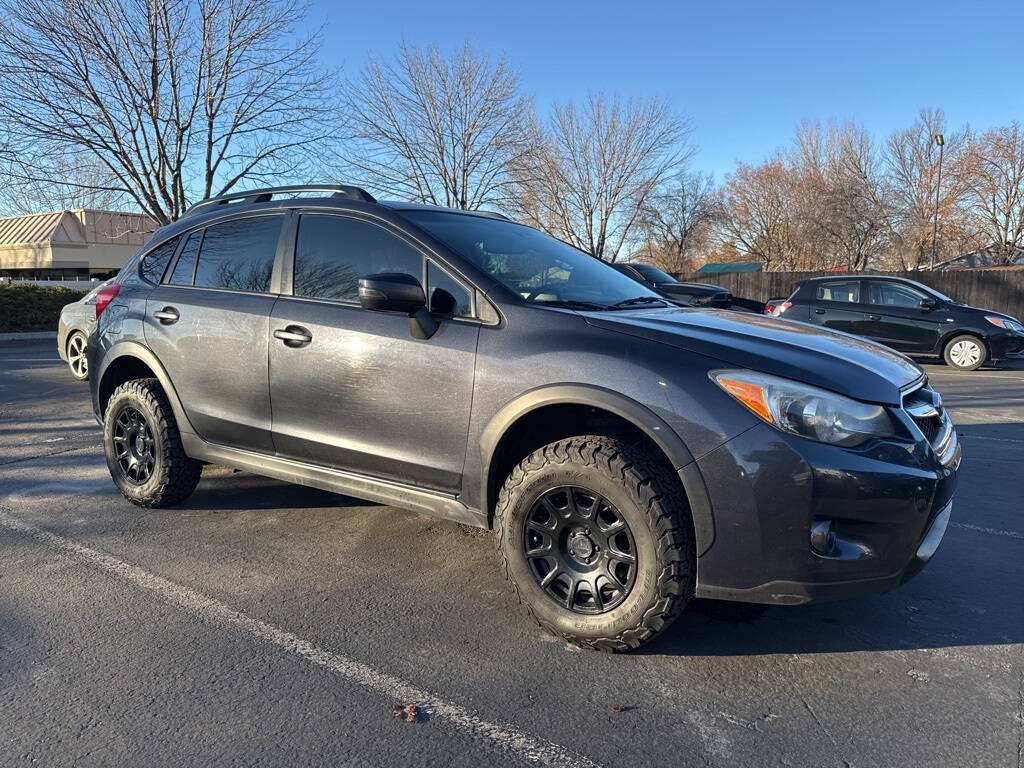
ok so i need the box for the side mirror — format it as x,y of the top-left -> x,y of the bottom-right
920,297 -> 938,311
358,273 -> 438,340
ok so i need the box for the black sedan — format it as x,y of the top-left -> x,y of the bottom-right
611,262 -> 735,309
776,275 -> 1024,370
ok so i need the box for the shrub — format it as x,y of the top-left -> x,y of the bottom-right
0,283 -> 87,332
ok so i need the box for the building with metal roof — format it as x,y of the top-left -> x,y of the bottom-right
0,209 -> 154,279
695,261 -> 763,275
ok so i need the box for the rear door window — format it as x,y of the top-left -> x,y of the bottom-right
193,216 -> 282,293
815,280 -> 861,303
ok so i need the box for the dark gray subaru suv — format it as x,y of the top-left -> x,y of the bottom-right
88,185 -> 960,651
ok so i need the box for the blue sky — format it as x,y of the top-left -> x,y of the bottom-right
308,0 -> 1023,179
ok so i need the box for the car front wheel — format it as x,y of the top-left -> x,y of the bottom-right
943,335 -> 986,371
495,435 -> 695,651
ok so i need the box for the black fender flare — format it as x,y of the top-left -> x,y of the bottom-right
478,384 -> 715,556
95,341 -> 196,436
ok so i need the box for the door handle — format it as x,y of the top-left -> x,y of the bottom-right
274,325 -> 313,347
867,315 -> 881,321
814,308 -> 826,315
153,306 -> 179,324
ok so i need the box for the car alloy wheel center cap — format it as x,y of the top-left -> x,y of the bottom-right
568,530 -> 597,562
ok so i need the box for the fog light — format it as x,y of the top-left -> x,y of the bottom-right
810,517 -> 837,555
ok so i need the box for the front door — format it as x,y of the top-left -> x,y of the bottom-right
268,213 -> 478,493
808,279 -> 868,335
143,214 -> 286,451
863,281 -> 943,353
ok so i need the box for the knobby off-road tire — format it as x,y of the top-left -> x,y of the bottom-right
495,435 -> 695,652
942,334 -> 987,371
103,378 -> 202,507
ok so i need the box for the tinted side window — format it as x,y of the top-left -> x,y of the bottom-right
868,282 -> 926,308
427,261 -> 472,317
815,281 -> 860,303
293,215 -> 422,301
140,237 -> 179,284
168,231 -> 202,285
193,216 -> 281,292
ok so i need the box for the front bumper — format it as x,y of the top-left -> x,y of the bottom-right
693,422 -> 957,605
990,330 -> 1024,360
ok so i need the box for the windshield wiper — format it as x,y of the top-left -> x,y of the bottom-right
607,296 -> 669,309
536,299 -> 609,311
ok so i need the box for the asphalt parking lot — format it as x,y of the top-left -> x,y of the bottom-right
1,337 -> 1022,768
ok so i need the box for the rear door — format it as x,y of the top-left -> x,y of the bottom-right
808,279 -> 869,335
144,213 -> 286,451
863,280 -> 942,352
268,212 -> 479,492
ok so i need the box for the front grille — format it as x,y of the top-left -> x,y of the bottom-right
901,378 -> 959,467
912,413 -> 942,443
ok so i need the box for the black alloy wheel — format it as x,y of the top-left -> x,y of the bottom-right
112,405 -> 156,485
524,486 -> 637,614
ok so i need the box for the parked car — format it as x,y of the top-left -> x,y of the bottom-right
57,279 -> 113,380
776,275 -> 1024,371
764,297 -> 792,317
611,262 -> 734,308
87,185 -> 959,651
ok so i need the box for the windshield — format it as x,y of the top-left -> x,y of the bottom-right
401,210 -> 666,309
631,264 -> 677,284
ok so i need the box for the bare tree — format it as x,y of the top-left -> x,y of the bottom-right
513,94 -> 689,262
341,41 -> 531,210
720,159 -> 806,270
0,0 -> 338,224
0,146 -> 131,214
962,122 -> 1024,262
794,121 -> 890,271
884,108 -> 973,269
636,171 -> 720,272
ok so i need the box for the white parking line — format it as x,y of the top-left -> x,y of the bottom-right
0,508 -> 601,768
951,522 -> 1024,541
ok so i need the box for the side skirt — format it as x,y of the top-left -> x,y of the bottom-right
180,432 -> 488,529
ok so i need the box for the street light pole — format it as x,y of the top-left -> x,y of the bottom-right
930,133 -> 944,269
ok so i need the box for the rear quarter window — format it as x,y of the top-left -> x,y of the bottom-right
139,237 -> 180,284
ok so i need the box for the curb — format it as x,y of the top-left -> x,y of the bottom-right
0,331 -> 58,341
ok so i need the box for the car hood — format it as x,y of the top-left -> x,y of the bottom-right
583,307 -> 922,405
952,303 -> 1019,323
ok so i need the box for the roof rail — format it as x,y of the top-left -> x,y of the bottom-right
182,184 -> 377,219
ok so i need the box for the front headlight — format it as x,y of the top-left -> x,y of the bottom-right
711,370 -> 896,447
985,316 -> 1024,332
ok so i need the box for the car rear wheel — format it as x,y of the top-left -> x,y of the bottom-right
66,331 -> 89,381
103,378 -> 203,507
495,435 -> 694,651
943,335 -> 986,371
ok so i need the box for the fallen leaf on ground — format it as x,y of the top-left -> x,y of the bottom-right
393,703 -> 425,723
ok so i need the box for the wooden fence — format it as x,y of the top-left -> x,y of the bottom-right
674,270 -> 1024,320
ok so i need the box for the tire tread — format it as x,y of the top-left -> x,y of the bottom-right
494,435 -> 694,652
106,378 -> 202,507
